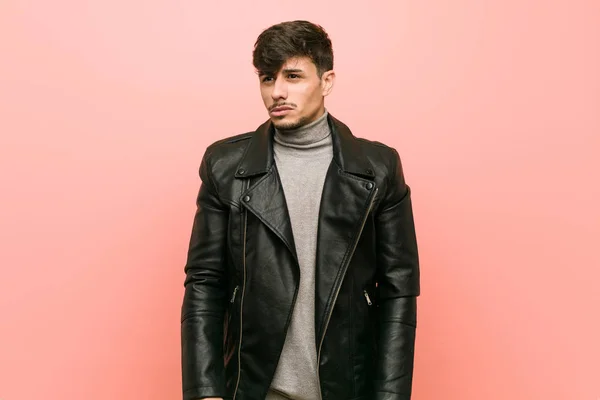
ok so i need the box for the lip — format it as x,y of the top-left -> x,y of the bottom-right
270,107 -> 293,116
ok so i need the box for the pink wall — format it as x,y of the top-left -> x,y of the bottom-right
1,1 -> 598,399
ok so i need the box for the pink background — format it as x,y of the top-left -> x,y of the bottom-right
1,1 -> 598,399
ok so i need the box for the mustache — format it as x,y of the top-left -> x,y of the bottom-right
270,103 -> 297,111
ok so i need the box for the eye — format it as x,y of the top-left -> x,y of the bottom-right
288,74 -> 300,79
261,76 -> 274,83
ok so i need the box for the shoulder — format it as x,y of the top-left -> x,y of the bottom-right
356,136 -> 398,156
204,131 -> 253,160
197,131 -> 255,201
343,126 -> 408,202
199,131 -> 254,175
350,136 -> 411,215
331,114 -> 404,182
353,135 -> 402,176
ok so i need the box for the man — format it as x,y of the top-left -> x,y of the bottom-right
181,20 -> 420,400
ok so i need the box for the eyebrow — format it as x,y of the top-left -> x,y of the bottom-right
258,68 -> 305,77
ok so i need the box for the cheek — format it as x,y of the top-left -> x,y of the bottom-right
304,88 -> 322,108
296,87 -> 318,106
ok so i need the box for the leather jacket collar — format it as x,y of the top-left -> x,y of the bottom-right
234,113 -> 377,180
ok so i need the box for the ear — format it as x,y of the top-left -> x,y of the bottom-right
321,70 -> 336,97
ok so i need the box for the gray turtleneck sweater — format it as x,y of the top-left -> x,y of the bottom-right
266,110 -> 333,400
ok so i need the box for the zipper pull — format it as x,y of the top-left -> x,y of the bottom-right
230,285 -> 239,303
363,290 -> 372,306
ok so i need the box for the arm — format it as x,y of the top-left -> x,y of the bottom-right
373,148 -> 421,400
181,148 -> 229,400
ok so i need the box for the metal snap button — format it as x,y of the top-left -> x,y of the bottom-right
238,168 -> 246,175
366,182 -> 374,190
243,195 -> 250,202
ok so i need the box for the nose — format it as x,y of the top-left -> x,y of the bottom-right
271,77 -> 288,101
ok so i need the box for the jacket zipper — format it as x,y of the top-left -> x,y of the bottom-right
230,285 -> 239,303
233,182 -> 249,400
316,186 -> 378,399
363,290 -> 372,306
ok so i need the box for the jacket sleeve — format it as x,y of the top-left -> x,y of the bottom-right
373,147 -> 421,400
181,147 -> 229,400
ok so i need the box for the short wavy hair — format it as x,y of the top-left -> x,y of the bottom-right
252,20 -> 334,78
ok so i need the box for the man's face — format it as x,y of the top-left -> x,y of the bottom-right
259,57 -> 335,131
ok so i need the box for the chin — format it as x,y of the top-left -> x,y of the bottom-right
271,115 -> 312,131
272,119 -> 301,131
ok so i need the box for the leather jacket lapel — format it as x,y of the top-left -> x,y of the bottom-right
235,118 -> 298,262
314,115 -> 378,345
240,165 -> 298,263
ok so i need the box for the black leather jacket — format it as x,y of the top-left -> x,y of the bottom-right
181,114 -> 421,400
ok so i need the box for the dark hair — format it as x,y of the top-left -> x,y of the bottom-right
252,20 -> 334,78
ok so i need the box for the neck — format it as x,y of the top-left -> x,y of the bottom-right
273,109 -> 330,148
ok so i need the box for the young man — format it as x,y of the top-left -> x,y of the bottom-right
181,20 -> 420,400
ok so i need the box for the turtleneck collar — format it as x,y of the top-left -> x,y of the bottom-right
273,109 -> 331,150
